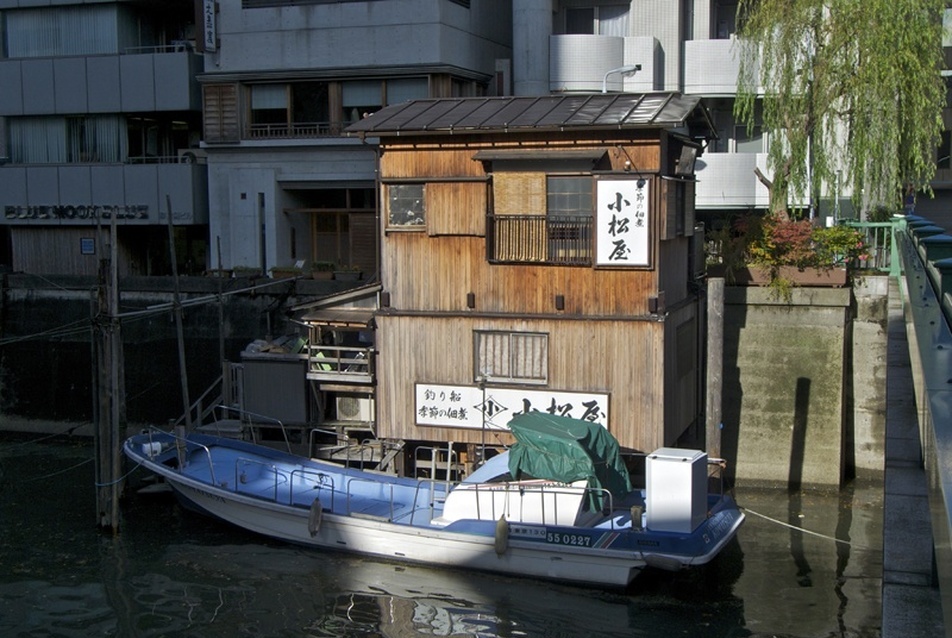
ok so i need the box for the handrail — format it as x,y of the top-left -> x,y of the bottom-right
215,405 -> 292,454
844,216 -> 905,277
236,457 -> 286,501
146,426 -> 217,486
461,481 -> 615,527
345,477 -> 396,520
289,468 -> 335,508
898,227 -> 952,635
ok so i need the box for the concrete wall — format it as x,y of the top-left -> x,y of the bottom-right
720,282 -> 887,488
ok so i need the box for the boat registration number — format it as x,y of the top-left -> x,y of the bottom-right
546,532 -> 592,547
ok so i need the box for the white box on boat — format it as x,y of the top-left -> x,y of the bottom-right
645,448 -> 707,533
141,442 -> 163,457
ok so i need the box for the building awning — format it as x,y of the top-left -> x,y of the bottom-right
472,148 -> 607,162
299,308 -> 375,328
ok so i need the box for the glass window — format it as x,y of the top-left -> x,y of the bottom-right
343,80 -> 383,123
735,125 -> 764,153
9,115 -> 124,164
565,8 -> 595,34
386,78 -> 429,105
251,85 -> 288,125
475,331 -> 548,385
387,184 -> 425,228
5,5 -> 119,57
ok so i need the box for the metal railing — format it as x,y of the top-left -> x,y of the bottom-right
306,345 -> 373,381
248,121 -> 346,139
898,227 -> 952,635
487,214 -> 594,265
844,217 -> 904,276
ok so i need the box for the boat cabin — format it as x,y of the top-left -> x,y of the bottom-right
301,93 -> 715,465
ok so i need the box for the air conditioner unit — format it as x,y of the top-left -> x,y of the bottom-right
336,397 -> 374,422
177,148 -> 207,164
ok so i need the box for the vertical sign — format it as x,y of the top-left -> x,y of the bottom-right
596,178 -> 650,267
202,0 -> 217,52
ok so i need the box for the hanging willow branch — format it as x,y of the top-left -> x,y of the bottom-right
735,0 -> 946,214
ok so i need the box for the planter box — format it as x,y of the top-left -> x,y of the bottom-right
311,270 -> 334,280
334,271 -> 362,281
709,265 -> 848,287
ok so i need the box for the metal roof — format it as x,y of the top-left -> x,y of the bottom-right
344,93 -> 715,138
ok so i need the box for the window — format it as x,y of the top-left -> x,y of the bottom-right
564,5 -> 629,36
475,331 -> 548,385
938,131 -> 951,170
547,176 -> 593,263
735,125 -> 764,153
488,173 -> 594,265
9,115 -> 125,164
387,184 -> 425,228
343,80 -> 384,123
5,5 -> 120,57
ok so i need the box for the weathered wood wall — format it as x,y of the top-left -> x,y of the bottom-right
375,314 -> 668,451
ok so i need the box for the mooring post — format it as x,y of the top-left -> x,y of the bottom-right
705,277 -> 724,459
94,216 -> 124,532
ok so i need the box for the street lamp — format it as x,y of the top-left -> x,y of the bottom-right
602,64 -> 641,93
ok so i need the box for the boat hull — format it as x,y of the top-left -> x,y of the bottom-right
123,431 -> 743,588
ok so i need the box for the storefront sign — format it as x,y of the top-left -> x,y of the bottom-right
596,177 -> 650,267
415,383 -> 609,430
202,0 -> 218,52
4,205 -> 149,222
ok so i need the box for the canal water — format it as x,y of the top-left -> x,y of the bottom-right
0,432 -> 883,638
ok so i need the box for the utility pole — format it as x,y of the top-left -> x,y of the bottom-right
93,214 -> 124,531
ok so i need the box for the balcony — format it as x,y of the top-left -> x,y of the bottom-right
683,38 -> 757,96
0,160 -> 209,225
695,152 -> 771,210
248,122 -> 346,140
0,47 -> 202,116
487,214 -> 593,265
549,35 -> 657,93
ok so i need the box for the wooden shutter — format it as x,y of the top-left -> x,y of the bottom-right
203,84 -> 239,143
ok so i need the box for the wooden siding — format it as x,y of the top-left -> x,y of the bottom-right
11,227 -> 135,276
375,314 -> 668,451
427,182 -> 486,236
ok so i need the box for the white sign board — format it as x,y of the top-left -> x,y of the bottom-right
202,0 -> 217,52
415,384 -> 609,430
595,178 -> 650,267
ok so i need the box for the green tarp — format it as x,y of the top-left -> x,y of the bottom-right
507,412 -> 632,509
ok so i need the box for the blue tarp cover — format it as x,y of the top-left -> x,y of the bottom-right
507,413 -> 632,508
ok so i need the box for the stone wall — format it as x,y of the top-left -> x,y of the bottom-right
719,278 -> 889,488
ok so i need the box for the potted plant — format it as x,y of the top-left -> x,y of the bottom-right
707,212 -> 867,298
311,261 -> 336,280
333,265 -> 362,281
269,263 -> 306,279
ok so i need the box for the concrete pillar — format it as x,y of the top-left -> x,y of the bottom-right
512,0 -> 551,96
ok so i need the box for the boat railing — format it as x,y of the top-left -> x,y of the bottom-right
216,405 -> 292,454
456,481 -> 616,528
345,477 -> 397,521
144,426 -> 218,486
235,457 -> 288,501
289,468 -> 336,509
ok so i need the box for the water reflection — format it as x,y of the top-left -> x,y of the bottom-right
0,435 -> 882,638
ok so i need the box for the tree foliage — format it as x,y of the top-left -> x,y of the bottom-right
735,0 -> 947,214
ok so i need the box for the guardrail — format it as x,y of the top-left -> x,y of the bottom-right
897,225 -> 952,634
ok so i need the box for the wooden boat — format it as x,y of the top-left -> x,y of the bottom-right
123,413 -> 744,587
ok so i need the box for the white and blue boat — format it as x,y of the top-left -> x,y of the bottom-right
123,412 -> 744,587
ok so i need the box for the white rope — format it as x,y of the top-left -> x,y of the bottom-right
740,506 -> 873,549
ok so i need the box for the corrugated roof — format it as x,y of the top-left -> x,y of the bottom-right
345,93 -> 715,138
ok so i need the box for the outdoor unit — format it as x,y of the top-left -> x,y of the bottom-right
336,397 -> 374,422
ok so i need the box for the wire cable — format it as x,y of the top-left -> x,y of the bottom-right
740,505 -> 870,549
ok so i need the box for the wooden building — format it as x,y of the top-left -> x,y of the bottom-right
304,93 -> 716,458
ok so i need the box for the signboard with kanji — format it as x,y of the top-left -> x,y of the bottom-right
595,177 -> 650,267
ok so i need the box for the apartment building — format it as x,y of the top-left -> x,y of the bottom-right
0,0 -> 207,275
199,0 -> 513,276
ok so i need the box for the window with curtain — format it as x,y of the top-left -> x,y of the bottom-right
9,116 -> 125,164
386,78 -> 429,105
251,85 -> 289,125
564,6 -> 629,36
343,80 -> 383,123
474,331 -> 548,385
5,5 -> 119,57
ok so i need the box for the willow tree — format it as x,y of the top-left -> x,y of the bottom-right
735,0 -> 946,216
